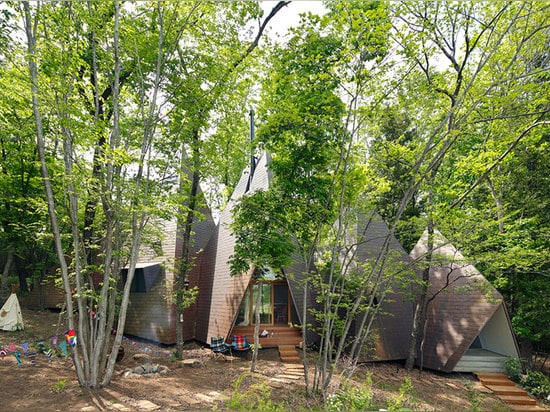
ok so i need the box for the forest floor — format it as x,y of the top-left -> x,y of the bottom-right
0,308 -> 541,411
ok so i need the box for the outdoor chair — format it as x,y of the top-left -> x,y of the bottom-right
231,335 -> 250,358
210,336 -> 230,360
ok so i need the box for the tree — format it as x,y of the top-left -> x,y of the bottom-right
16,0 -> 292,387
365,0 -> 550,369
231,0 -> 400,397
0,62 -> 56,296
160,0 -> 289,356
19,0 -> 191,387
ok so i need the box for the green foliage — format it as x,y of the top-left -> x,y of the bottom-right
229,190 -> 295,277
51,379 -> 68,393
505,357 -> 524,383
170,349 -> 182,361
224,372 -> 283,411
386,376 -> 415,411
463,379 -> 483,412
326,376 -> 374,412
522,370 -> 550,399
249,343 -> 262,353
172,286 -> 199,312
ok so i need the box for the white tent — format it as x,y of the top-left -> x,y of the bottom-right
0,293 -> 24,331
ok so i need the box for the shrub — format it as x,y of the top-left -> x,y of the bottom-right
463,379 -> 483,411
505,357 -> 523,383
51,379 -> 68,393
522,370 -> 550,399
225,371 -> 282,411
386,376 -> 415,411
326,376 -> 374,412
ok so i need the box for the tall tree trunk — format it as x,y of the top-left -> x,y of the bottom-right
405,187 -> 435,371
250,281 -> 262,372
176,128 -> 201,356
22,0 -> 85,384
1,248 -> 14,296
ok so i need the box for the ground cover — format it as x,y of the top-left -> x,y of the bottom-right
0,308 -> 519,411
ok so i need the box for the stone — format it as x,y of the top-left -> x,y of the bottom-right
134,399 -> 160,411
178,358 -> 202,368
133,353 -> 151,362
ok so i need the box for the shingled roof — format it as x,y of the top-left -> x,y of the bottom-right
410,230 -> 519,372
194,152 -> 272,343
353,212 -> 416,361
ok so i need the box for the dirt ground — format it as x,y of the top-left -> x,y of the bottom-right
0,308 -> 523,411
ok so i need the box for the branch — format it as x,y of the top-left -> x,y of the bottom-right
226,1 -> 291,76
450,120 -> 550,208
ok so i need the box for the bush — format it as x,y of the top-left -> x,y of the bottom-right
225,371 -> 282,411
505,357 -> 523,383
326,376 -> 374,412
522,370 -> 550,399
386,376 -> 415,411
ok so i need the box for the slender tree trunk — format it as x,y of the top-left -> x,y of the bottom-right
22,0 -> 85,384
1,248 -> 14,297
176,129 -> 201,355
301,268 -> 310,395
405,187 -> 434,371
250,281 -> 262,372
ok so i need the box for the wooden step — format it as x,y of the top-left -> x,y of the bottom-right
486,385 -> 529,396
280,355 -> 300,361
476,373 -> 509,380
508,405 -> 548,411
278,344 -> 301,363
480,378 -> 515,386
478,377 -> 516,386
498,395 -> 537,406
231,326 -> 302,349
476,373 -> 545,411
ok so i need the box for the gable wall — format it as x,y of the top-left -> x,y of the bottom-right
195,154 -> 271,343
126,196 -> 215,343
479,304 -> 519,357
411,231 -> 506,372
124,265 -> 176,344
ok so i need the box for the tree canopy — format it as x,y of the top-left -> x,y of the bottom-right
0,0 -> 548,393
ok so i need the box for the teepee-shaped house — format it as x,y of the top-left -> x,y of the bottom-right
410,230 -> 519,373
0,293 -> 24,331
194,151 -> 303,347
122,192 -> 216,344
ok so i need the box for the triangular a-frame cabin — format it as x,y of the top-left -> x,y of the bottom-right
122,194 -> 216,344
193,152 -> 302,348
351,212 -> 416,362
194,153 -> 416,354
410,230 -> 520,373
193,153 -> 415,352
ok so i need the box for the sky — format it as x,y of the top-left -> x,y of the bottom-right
259,1 -> 327,39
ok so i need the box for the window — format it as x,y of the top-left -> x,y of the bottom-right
121,263 -> 161,293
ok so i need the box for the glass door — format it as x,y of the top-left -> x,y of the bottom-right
273,284 -> 289,325
252,283 -> 272,324
236,281 -> 290,326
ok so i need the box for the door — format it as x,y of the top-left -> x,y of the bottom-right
235,281 -> 290,326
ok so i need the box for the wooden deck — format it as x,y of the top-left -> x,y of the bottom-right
229,325 -> 302,348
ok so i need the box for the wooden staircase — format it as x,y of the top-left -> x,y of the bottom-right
278,344 -> 301,363
476,373 -> 547,411
230,325 -> 302,349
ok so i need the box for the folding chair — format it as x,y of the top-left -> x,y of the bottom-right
231,335 -> 250,358
210,336 -> 230,360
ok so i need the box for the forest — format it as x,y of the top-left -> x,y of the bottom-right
0,0 -> 548,394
